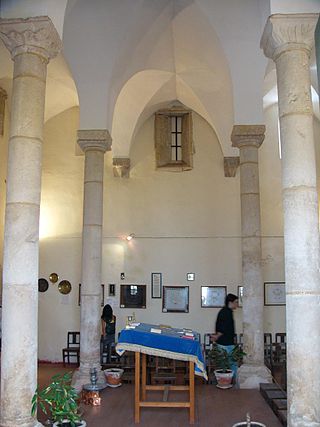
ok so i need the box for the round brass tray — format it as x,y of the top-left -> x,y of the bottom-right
49,272 -> 59,283
58,280 -> 72,295
38,278 -> 49,293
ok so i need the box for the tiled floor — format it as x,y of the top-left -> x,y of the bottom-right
38,364 -> 282,427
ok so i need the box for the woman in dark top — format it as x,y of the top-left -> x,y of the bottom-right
213,293 -> 238,375
101,304 -> 116,362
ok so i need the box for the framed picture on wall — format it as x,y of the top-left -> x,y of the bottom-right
237,285 -> 244,307
151,273 -> 162,298
78,284 -> 104,307
264,282 -> 285,306
162,286 -> 189,313
120,284 -> 146,308
109,283 -> 116,297
201,286 -> 226,308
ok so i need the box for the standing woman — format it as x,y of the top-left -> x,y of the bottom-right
101,304 -> 116,363
212,293 -> 239,376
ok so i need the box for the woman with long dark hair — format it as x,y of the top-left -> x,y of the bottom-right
101,304 -> 116,363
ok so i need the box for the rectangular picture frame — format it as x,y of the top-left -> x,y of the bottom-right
151,272 -> 162,298
237,285 -> 244,308
201,286 -> 226,308
162,286 -> 189,313
264,282 -> 286,306
78,283 -> 104,307
187,273 -> 195,281
109,283 -> 116,297
120,284 -> 146,309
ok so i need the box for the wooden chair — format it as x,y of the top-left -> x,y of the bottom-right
264,333 -> 273,366
203,333 -> 214,361
62,331 -> 80,366
152,356 -> 176,384
120,352 -> 135,383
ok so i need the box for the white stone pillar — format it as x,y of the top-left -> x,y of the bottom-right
231,125 -> 272,389
72,130 -> 111,390
0,17 -> 61,427
261,14 -> 320,426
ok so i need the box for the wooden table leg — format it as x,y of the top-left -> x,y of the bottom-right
135,352 -> 141,423
141,353 -> 147,401
189,361 -> 195,424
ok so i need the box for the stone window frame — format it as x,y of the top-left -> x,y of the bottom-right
154,106 -> 193,171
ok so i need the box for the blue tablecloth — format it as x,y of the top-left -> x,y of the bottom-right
116,323 -> 207,380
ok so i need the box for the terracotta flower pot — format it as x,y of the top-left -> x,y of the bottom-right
104,368 -> 124,386
53,421 -> 86,427
214,369 -> 233,389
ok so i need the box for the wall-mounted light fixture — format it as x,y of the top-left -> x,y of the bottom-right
126,233 -> 135,241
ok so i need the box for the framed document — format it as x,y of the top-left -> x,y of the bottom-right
201,286 -> 226,308
238,285 -> 244,307
264,282 -> 285,306
162,286 -> 189,313
151,273 -> 162,298
120,284 -> 146,308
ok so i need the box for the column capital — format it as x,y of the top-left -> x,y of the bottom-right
261,13 -> 319,60
113,157 -> 130,178
77,129 -> 112,153
231,125 -> 265,149
0,16 -> 62,62
224,157 -> 239,177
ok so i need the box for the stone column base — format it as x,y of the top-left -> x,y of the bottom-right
237,364 -> 272,389
72,367 -> 107,392
0,420 -> 44,427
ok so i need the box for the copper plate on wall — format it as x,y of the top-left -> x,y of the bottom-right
38,278 -> 49,293
58,280 -> 72,295
49,272 -> 59,283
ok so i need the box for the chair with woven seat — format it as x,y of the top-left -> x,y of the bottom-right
62,331 -> 80,366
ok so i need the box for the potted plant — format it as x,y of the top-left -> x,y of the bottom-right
31,372 -> 86,427
207,344 -> 245,388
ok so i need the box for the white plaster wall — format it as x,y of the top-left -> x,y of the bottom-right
35,105 -> 293,361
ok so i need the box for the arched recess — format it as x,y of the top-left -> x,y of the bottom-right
110,1 -> 235,157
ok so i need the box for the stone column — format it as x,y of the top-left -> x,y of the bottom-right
261,14 -> 320,426
72,130 -> 111,390
0,17 -> 61,427
231,125 -> 272,389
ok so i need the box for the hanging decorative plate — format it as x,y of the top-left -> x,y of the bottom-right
58,280 -> 72,295
49,272 -> 59,283
38,278 -> 49,293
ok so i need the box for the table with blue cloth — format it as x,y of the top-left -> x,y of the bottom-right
116,323 -> 207,424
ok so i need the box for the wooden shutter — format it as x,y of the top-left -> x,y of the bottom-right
154,113 -> 171,167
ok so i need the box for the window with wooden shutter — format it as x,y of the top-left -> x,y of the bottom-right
154,105 -> 193,171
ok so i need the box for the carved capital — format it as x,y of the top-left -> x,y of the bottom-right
0,16 -> 62,61
77,129 -> 112,153
0,87 -> 7,136
224,157 -> 240,178
113,158 -> 131,178
261,14 -> 319,60
231,125 -> 265,150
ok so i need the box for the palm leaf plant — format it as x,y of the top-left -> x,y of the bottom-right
31,372 -> 83,427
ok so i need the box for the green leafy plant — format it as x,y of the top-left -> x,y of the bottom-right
208,343 -> 246,372
31,372 -> 82,427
